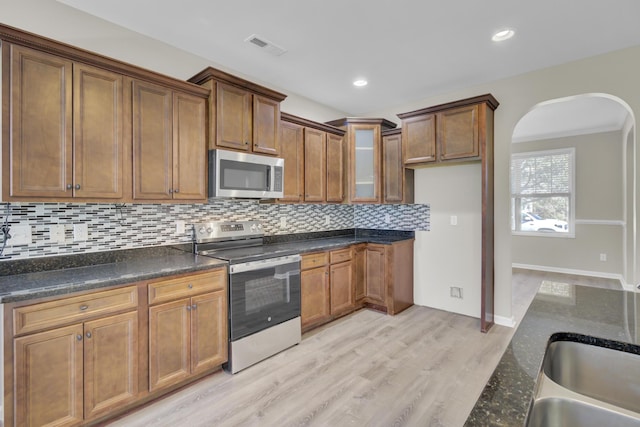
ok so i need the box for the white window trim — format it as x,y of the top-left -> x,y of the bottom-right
511,147 -> 576,238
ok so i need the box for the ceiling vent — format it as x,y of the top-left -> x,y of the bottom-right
244,34 -> 287,56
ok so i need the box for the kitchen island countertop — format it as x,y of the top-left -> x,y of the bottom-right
465,281 -> 635,426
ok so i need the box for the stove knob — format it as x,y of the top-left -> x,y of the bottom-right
250,224 -> 257,232
257,224 -> 263,231
198,227 -> 206,234
206,227 -> 213,233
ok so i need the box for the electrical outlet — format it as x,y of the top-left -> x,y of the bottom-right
280,217 -> 287,229
450,215 -> 458,226
600,253 -> 607,262
175,220 -> 186,234
324,215 -> 330,226
9,225 -> 32,246
450,286 -> 463,299
73,224 -> 88,242
49,224 -> 66,244
384,214 -> 391,224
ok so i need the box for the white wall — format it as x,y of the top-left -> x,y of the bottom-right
511,131 -> 625,279
369,48 -> 640,322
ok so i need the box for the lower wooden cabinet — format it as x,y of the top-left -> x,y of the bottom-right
13,311 -> 138,427
301,264 -> 331,330
7,267 -> 228,427
329,259 -> 354,316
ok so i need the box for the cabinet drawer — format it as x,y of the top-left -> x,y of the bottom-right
330,248 -> 352,264
14,286 -> 138,336
148,269 -> 226,305
301,252 -> 328,270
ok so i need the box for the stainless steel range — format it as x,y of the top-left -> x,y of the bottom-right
193,221 -> 301,374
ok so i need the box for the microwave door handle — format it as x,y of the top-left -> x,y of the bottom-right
266,167 -> 271,190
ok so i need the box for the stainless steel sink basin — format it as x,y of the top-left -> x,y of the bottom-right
525,336 -> 640,427
527,398 -> 640,427
543,340 -> 640,413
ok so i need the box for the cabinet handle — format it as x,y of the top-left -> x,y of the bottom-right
186,305 -> 192,311
79,305 -> 88,311
75,184 -> 81,190
76,334 -> 83,341
66,184 -> 72,190
192,304 -> 197,310
86,331 -> 92,339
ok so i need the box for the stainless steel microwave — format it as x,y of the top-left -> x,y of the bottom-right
208,149 -> 284,199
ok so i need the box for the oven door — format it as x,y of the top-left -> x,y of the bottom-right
228,255 -> 301,341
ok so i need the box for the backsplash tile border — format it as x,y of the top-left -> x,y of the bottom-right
0,201 -> 429,261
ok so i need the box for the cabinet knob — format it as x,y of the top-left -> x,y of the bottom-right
186,305 -> 192,311
75,184 -> 81,190
79,305 -> 88,311
86,331 -> 92,339
169,189 -> 173,193
174,189 -> 179,193
325,271 -> 329,276
66,184 -> 72,190
192,304 -> 197,310
244,141 -> 249,146
76,334 -> 83,341
188,284 -> 193,289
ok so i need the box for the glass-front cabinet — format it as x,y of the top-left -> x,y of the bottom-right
325,118 -> 397,203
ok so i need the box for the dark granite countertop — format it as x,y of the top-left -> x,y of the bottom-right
465,283 -> 635,426
0,229 -> 414,304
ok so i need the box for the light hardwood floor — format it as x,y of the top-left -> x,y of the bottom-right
108,270 -> 621,427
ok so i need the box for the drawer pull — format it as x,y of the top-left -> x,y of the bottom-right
86,331 -> 92,339
188,284 -> 193,289
79,305 -> 89,311
76,334 -> 82,341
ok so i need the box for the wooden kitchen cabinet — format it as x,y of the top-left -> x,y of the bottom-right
303,127 -> 327,202
132,80 -> 207,201
401,113 -> 436,165
4,44 -> 126,200
11,286 -> 139,427
329,250 -> 354,317
438,104 -> 480,161
148,269 -> 227,391
280,113 -> 346,204
354,244 -> 367,304
364,245 -> 386,305
279,120 -> 305,202
381,128 -> 414,203
325,118 -> 397,204
188,67 -> 286,155
301,262 -> 331,331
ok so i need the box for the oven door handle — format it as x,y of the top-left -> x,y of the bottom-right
229,254 -> 301,274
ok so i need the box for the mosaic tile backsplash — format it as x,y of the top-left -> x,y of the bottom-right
0,201 -> 430,260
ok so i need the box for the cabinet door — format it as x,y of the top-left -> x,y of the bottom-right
438,104 -> 479,161
326,133 -> 345,202
7,44 -> 73,198
301,266 -> 330,329
149,298 -> 190,391
84,311 -> 139,419
354,244 -> 366,302
73,63 -> 124,199
382,132 -> 404,203
350,124 -> 381,203
173,92 -> 207,200
132,80 -> 173,200
253,95 -> 280,155
330,261 -> 354,316
14,324 -> 84,427
216,83 -> 251,151
365,245 -> 386,304
190,290 -> 228,375
279,121 -> 304,202
402,113 -> 436,165
303,128 -> 326,202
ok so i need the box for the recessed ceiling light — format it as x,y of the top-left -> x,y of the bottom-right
353,79 -> 368,87
492,29 -> 515,42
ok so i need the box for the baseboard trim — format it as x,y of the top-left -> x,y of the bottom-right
494,315 -> 516,328
512,263 -> 629,289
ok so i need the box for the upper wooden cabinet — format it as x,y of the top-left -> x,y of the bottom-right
3,44 -> 126,200
1,25 -> 210,203
397,94 -> 499,166
280,113 -> 346,204
188,67 -> 286,156
132,81 -> 207,201
381,128 -> 414,204
325,118 -> 396,204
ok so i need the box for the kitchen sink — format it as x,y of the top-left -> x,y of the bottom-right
525,335 -> 640,427
543,340 -> 640,413
527,398 -> 640,427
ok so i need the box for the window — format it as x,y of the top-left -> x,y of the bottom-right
511,148 -> 575,237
